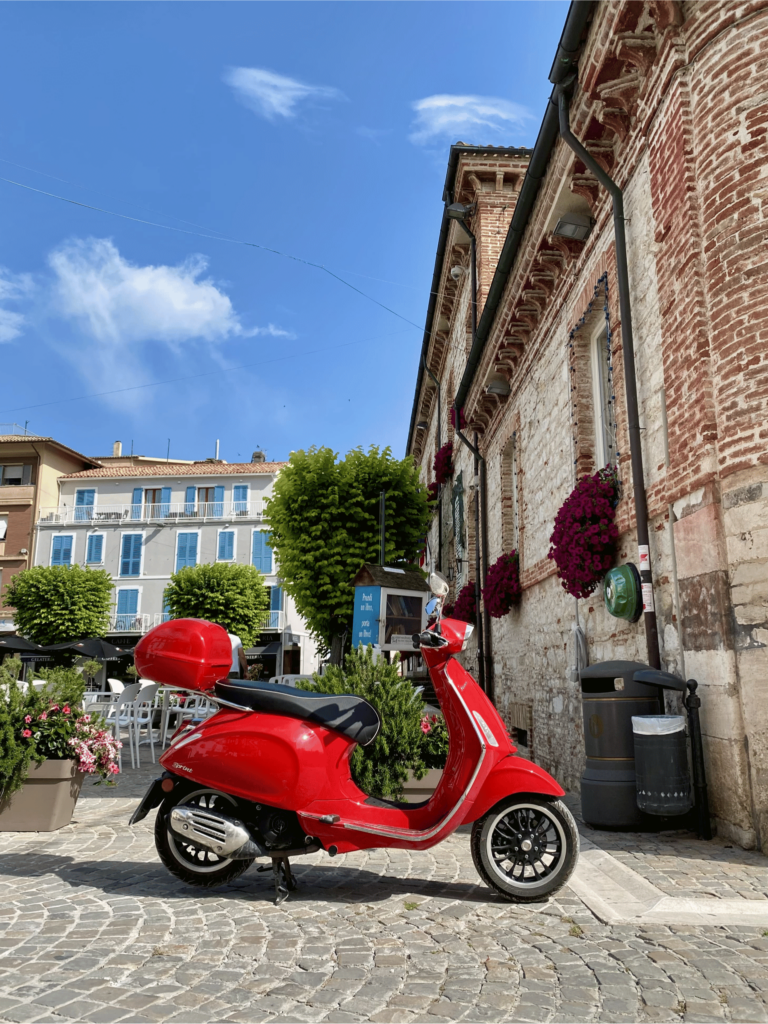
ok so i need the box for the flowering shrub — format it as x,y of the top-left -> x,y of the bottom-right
450,406 -> 466,430
420,713 -> 449,769
427,481 -> 439,505
433,443 -> 453,486
443,582 -> 476,624
483,551 -> 521,618
0,662 -> 120,798
548,467 -> 621,599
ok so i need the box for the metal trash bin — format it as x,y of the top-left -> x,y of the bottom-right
632,715 -> 693,816
580,660 -> 660,828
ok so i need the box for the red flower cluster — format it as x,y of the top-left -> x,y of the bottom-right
443,582 -> 476,624
426,481 -> 439,504
433,442 -> 454,486
548,468 -> 620,599
450,407 -> 466,430
483,551 -> 521,618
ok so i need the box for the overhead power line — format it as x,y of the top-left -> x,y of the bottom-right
0,176 -> 425,331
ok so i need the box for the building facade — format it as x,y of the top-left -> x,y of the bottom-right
407,0 -> 768,849
34,454 -> 319,678
0,434 -> 98,630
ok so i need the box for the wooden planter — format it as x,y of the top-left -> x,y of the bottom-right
0,760 -> 84,832
403,768 -> 443,803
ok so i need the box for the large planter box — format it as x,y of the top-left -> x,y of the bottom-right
403,768 -> 443,803
0,760 -> 84,832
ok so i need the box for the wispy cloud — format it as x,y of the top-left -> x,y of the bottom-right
47,238 -> 290,396
409,94 -> 532,145
356,126 -> 392,144
0,268 -> 34,343
224,66 -> 344,122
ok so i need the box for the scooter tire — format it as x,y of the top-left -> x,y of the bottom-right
471,795 -> 579,903
154,794 -> 255,889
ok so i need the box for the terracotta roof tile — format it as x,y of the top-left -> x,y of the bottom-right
61,461 -> 287,479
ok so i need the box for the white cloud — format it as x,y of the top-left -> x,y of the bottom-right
0,268 -> 34,343
224,66 -> 344,122
409,94 -> 532,145
47,238 -> 290,398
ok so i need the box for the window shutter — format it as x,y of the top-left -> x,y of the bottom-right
213,485 -> 224,517
21,464 -> 31,485
117,589 -> 139,615
52,536 -> 73,566
270,585 -> 283,611
121,534 -> 141,576
218,531 -> 234,561
185,485 -> 196,515
160,487 -> 171,518
131,487 -> 143,520
263,532 -> 273,574
177,532 -> 197,570
252,531 -> 272,573
75,489 -> 95,522
233,484 -> 248,514
187,533 -> 198,565
86,535 -> 103,563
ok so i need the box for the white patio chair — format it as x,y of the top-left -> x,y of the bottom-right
161,692 -> 218,747
107,679 -> 125,694
86,682 -> 141,771
132,683 -> 160,767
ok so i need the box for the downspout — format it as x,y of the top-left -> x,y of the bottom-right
422,356 -> 443,572
556,81 -> 661,670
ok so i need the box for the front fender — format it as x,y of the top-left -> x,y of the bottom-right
462,755 -> 565,824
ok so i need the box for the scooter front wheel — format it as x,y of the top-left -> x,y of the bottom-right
155,788 -> 255,889
471,796 -> 578,902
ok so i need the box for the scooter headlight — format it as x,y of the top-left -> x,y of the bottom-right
461,623 -> 475,651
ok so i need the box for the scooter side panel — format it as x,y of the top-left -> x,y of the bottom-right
459,754 -> 566,824
159,708 -> 360,808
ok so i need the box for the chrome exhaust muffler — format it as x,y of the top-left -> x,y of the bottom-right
169,806 -> 266,859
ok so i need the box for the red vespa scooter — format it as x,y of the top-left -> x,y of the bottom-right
130,572 -> 579,903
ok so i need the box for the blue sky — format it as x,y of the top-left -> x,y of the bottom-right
0,0 -> 567,464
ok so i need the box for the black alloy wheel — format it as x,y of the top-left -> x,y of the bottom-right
471,796 -> 579,902
155,788 -> 255,888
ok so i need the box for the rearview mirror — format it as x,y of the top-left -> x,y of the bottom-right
425,598 -> 439,616
429,571 -> 450,598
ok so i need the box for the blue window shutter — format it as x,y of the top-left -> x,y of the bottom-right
131,487 -> 143,520
252,532 -> 273,573
160,487 -> 171,518
185,485 -> 196,515
86,535 -> 103,563
218,531 -> 234,561
233,484 -> 248,514
52,535 -> 73,566
264,532 -> 273,574
187,533 -> 198,565
213,485 -> 224,518
121,535 -> 141,576
75,489 -> 95,522
117,589 -> 139,614
177,532 -> 197,570
270,585 -> 282,611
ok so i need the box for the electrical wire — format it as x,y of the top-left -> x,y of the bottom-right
0,327 -> 413,416
0,175 -> 425,331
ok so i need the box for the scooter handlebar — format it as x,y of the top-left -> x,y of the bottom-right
411,630 -> 447,649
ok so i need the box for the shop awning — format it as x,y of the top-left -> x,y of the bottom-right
245,641 -> 282,658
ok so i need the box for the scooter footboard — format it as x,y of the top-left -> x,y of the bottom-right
461,755 -> 565,824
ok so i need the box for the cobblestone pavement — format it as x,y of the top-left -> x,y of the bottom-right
1,765 -> 768,1024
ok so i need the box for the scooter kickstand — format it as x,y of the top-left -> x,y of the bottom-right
271,857 -> 290,906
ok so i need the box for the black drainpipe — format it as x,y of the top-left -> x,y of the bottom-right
423,356 -> 443,572
556,81 -> 661,670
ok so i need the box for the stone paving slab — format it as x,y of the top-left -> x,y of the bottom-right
0,764 -> 767,1022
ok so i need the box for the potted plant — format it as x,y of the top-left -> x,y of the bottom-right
0,659 -> 121,831
483,551 -> 521,618
548,467 -> 621,599
433,443 -> 454,487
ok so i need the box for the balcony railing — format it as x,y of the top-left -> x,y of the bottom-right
107,610 -> 285,635
39,500 -> 266,526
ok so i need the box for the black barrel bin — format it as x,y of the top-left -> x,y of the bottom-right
633,715 -> 693,816
580,661 -> 660,828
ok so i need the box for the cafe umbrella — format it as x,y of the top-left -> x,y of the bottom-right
45,638 -> 131,660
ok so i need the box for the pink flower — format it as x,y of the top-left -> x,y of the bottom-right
421,717 -> 432,734
38,712 -> 47,721
51,705 -> 59,711
63,706 -> 70,715
21,729 -> 31,738
82,714 -> 91,722
24,715 -> 31,724
109,764 -> 120,774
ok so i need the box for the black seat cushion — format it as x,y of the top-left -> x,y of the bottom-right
214,679 -> 381,747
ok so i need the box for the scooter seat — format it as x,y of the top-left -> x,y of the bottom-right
214,679 -> 381,746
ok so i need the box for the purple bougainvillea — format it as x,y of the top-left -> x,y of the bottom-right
443,582 -> 476,624
548,467 -> 620,599
433,442 -> 454,486
483,551 -> 521,618
450,406 -> 466,430
427,481 -> 439,504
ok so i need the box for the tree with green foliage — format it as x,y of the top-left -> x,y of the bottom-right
163,562 -> 269,647
298,645 -> 433,800
3,565 -> 112,645
264,446 -> 431,656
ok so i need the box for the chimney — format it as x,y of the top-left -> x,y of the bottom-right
251,450 -> 266,463
113,441 -> 122,457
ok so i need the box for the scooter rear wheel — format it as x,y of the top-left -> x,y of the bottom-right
155,788 -> 255,888
471,796 -> 578,902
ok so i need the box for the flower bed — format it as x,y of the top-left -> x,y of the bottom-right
433,443 -> 453,486
483,551 -> 521,618
548,467 -> 620,599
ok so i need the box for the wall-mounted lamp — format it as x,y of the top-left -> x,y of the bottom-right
552,212 -> 593,241
446,202 -> 474,222
416,421 -> 428,431
485,380 -> 511,397
449,265 -> 466,281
